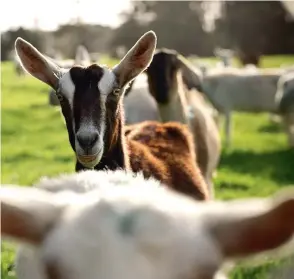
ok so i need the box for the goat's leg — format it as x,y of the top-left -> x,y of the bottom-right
224,111 -> 232,148
268,113 -> 281,124
283,112 -> 294,148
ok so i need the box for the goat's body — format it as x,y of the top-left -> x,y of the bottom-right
146,50 -> 221,199
14,170 -> 212,279
6,170 -> 294,279
275,71 -> 294,147
187,91 -> 221,197
146,53 -> 220,199
156,87 -> 220,199
125,121 -> 209,200
203,71 -> 281,113
202,69 -> 282,147
123,75 -> 161,124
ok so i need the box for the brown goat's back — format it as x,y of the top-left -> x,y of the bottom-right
125,121 -> 209,201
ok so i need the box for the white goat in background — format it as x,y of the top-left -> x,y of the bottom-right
2,170 -> 294,279
275,71 -> 294,147
123,73 -> 161,124
199,66 -> 294,147
214,47 -> 235,68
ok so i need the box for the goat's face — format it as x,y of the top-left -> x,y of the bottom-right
15,31 -> 157,168
56,64 -> 120,168
146,50 -> 180,104
2,171 -> 294,279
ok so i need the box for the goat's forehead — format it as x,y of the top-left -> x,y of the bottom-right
59,65 -> 117,97
97,67 -> 117,94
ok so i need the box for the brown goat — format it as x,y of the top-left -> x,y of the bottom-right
14,31 -> 209,201
145,49 -> 221,199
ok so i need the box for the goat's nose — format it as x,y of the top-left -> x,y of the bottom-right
76,131 -> 99,150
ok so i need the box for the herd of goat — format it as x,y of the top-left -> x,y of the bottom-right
2,31 -> 294,279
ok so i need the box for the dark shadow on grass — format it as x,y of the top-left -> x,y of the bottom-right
220,148 -> 294,185
2,152 -> 73,164
218,181 -> 250,191
258,122 -> 283,133
29,103 -> 50,109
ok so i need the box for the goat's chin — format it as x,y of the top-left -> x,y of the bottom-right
76,152 -> 102,169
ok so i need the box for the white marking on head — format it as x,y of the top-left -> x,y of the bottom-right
59,70 -> 75,108
98,68 -> 116,95
96,67 -> 117,155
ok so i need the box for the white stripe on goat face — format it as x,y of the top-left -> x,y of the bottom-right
97,68 -> 116,136
59,70 -> 75,109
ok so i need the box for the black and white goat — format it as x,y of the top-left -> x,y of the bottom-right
14,31 -> 210,201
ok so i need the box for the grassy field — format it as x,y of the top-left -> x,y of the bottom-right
1,55 -> 294,278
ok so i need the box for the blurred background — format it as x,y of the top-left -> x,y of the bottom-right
1,0 -> 294,62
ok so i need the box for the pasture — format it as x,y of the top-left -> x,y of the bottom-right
1,55 -> 294,279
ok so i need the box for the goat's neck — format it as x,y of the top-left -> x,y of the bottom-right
98,102 -> 130,171
158,72 -> 191,125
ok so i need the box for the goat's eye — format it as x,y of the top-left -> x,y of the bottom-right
112,88 -> 121,96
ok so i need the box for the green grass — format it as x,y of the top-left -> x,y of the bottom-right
1,56 -> 294,278
190,54 -> 294,68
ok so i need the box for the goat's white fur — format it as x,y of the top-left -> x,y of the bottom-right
123,74 -> 161,124
275,71 -> 294,147
58,70 -> 75,108
46,45 -> 92,106
2,170 -> 293,279
98,68 -> 116,95
200,67 -> 291,147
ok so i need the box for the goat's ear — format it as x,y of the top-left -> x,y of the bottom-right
15,37 -> 61,89
178,55 -> 203,91
113,31 -> 157,88
208,188 -> 294,259
75,45 -> 91,65
1,185 -> 63,244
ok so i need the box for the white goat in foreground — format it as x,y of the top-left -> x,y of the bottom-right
275,71 -> 294,147
2,170 -> 294,279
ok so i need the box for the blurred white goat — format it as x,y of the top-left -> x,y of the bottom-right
2,170 -> 294,279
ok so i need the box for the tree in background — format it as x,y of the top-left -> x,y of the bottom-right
1,28 -> 45,61
1,1 -> 294,61
110,1 -> 214,56
215,1 -> 294,65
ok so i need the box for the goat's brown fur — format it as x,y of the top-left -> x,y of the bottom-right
125,121 -> 209,200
